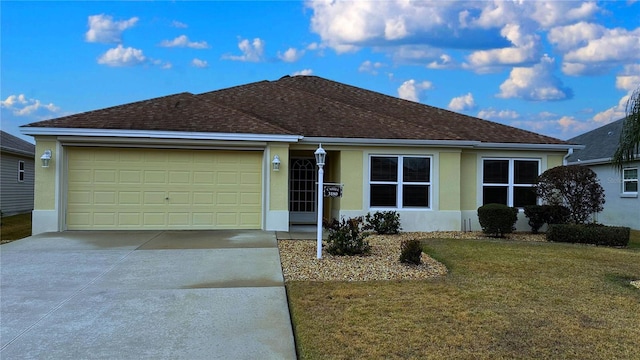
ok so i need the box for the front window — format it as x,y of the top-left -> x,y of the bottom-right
18,161 -> 25,182
482,158 -> 539,207
370,155 -> 431,208
623,168 -> 638,194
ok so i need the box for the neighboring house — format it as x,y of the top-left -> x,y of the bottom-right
567,119 -> 639,229
1,131 -> 35,216
21,75 -> 576,235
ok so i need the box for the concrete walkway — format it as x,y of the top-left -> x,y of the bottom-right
0,231 -> 296,359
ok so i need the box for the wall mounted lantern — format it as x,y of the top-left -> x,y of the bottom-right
41,150 -> 52,168
272,155 -> 281,172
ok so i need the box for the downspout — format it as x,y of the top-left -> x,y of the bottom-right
563,148 -> 573,165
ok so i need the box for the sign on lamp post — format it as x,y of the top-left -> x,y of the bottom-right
314,144 -> 326,259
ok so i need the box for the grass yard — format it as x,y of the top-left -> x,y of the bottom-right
287,232 -> 640,359
0,212 -> 32,244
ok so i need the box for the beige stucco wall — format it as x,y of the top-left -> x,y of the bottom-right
268,144 -> 289,211
548,154 -> 564,169
460,152 -> 478,211
338,150 -> 363,210
438,151 -> 461,211
34,137 -> 57,210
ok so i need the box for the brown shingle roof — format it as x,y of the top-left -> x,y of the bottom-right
23,75 -> 566,144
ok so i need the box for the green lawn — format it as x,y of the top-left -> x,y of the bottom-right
0,212 -> 32,243
287,233 -> 640,359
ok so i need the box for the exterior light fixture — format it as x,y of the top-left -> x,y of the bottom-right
314,144 -> 326,259
41,150 -> 52,168
272,155 -> 281,172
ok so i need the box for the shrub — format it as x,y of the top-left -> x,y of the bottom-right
524,205 -> 546,234
524,205 -> 571,233
535,165 -> 605,224
399,239 -> 423,265
545,205 -> 571,225
324,217 -> 371,256
547,224 -> 630,247
477,203 -> 519,238
364,211 -> 402,235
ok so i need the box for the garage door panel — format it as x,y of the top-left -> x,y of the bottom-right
66,148 -> 262,230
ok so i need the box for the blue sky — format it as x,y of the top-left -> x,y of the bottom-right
2,1 -> 639,144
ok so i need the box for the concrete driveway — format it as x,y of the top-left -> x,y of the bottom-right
0,231 -> 296,359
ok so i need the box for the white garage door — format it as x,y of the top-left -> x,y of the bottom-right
66,147 -> 263,230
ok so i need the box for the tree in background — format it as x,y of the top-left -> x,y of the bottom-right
613,86 -> 640,171
535,165 -> 605,224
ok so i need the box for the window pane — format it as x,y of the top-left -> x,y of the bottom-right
515,160 -> 538,184
624,181 -> 638,193
514,186 -> 537,207
371,184 -> 397,207
371,157 -> 398,181
623,168 -> 638,180
19,161 -> 25,171
402,185 -> 429,207
483,160 -> 509,184
483,186 -> 508,205
403,157 -> 430,182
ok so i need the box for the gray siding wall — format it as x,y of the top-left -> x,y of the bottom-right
590,162 -> 640,230
1,152 -> 35,216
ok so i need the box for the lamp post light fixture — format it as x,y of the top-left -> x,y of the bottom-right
271,155 -> 281,172
314,144 -> 326,259
41,150 -> 52,168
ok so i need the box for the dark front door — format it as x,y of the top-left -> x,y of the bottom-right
289,158 -> 317,224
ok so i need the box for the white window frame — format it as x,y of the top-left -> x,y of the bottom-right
481,158 -> 540,207
18,160 -> 25,182
369,155 -> 432,210
622,167 -> 638,195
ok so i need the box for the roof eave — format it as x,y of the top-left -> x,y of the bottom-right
20,127 -> 302,143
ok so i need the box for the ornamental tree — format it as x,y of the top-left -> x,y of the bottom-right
535,165 -> 605,224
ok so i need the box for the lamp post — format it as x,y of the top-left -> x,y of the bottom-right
314,144 -> 326,259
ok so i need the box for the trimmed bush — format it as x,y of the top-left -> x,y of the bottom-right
524,205 -> 546,234
524,205 -> 571,233
547,224 -> 630,247
364,211 -> 402,235
399,239 -> 422,265
477,203 -> 519,238
324,217 -> 371,256
545,205 -> 571,225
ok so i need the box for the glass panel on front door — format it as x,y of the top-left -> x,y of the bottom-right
289,158 -> 317,224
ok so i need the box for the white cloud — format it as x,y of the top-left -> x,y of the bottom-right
278,48 -> 304,62
465,24 -> 540,72
477,108 -> 520,120
97,45 -> 146,67
223,38 -> 265,62
549,22 -> 640,75
85,14 -> 138,43
160,35 -> 209,49
192,58 -> 208,68
616,64 -> 640,91
172,20 -> 188,28
592,93 -> 630,124
448,93 -> 476,112
1,94 -> 59,116
497,55 -> 572,101
397,79 -> 433,102
531,2 -> 599,29
427,54 -> 455,69
358,60 -> 385,74
293,69 -> 313,76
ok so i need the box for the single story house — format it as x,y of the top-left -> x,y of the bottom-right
21,75 -> 576,235
1,130 -> 35,216
567,119 -> 639,229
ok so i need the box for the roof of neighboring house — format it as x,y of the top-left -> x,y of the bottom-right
566,119 -> 624,163
0,131 -> 35,157
23,75 -> 566,145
